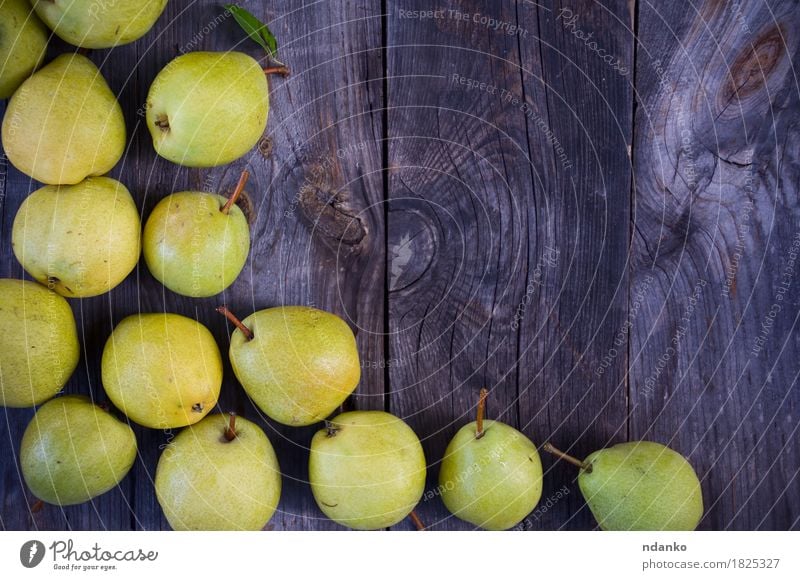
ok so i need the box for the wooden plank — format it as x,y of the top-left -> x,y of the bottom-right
386,0 -> 632,530
514,0 -> 634,530
630,0 -> 800,530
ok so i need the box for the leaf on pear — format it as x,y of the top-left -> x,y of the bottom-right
225,4 -> 279,60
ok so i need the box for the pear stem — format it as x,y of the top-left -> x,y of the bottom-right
325,420 -> 340,438
221,170 -> 250,215
31,500 -> 44,514
409,510 -> 425,531
216,306 -> 254,341
224,412 -> 237,441
475,388 -> 489,439
263,65 -> 290,76
542,442 -> 592,473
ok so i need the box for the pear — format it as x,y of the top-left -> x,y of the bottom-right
12,177 -> 141,298
155,413 -> 281,530
20,395 -> 137,505
0,0 -> 48,99
544,441 -> 704,530
145,51 -> 270,167
143,171 -> 251,298
439,389 -> 542,530
101,313 -> 222,429
309,411 -> 426,530
218,306 -> 360,426
32,0 -> 167,49
0,279 -> 79,408
1,53 -> 125,185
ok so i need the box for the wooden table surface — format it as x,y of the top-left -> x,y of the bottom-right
1,0 -> 798,531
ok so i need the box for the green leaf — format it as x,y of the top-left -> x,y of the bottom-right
225,4 -> 278,58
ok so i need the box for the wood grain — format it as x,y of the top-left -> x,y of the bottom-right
630,0 -> 800,531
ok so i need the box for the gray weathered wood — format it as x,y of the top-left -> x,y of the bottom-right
630,0 -> 800,530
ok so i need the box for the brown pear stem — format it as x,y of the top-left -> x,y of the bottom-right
542,442 -> 592,473
325,420 -> 340,438
216,306 -> 254,340
224,412 -> 237,441
31,500 -> 44,513
263,66 -> 290,76
475,388 -> 489,439
221,170 -> 250,215
409,510 -> 425,531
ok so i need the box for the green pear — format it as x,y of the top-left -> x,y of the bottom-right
219,306 -> 360,426
32,0 -> 167,49
21,395 -> 137,505
143,172 -> 251,298
101,313 -> 222,429
155,413 -> 281,530
1,53 -> 125,184
439,390 -> 542,530
544,441 -> 704,530
0,279 -> 79,408
12,177 -> 141,298
145,51 -> 268,167
0,0 -> 48,99
309,411 -> 426,530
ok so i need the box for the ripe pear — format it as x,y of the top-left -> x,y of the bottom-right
1,53 -> 125,185
20,395 -> 137,505
218,306 -> 360,426
155,413 -> 281,530
145,51 -> 268,167
0,279 -> 79,408
544,441 -> 704,530
439,390 -> 542,530
12,177 -> 141,298
102,313 -> 222,429
0,0 -> 48,99
143,172 -> 251,298
32,0 -> 167,49
309,411 -> 426,530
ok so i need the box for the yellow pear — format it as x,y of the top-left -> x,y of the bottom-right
101,313 -> 222,429
155,413 -> 281,530
32,0 -> 167,49
12,177 -> 141,298
218,306 -> 360,426
0,0 -> 48,98
0,279 -> 79,407
1,53 -> 126,184
143,172 -> 251,298
439,391 -> 542,530
146,51 -> 268,167
309,411 -> 426,529
21,395 -> 137,505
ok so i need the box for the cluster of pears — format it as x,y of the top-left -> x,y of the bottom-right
1,1 -> 287,298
